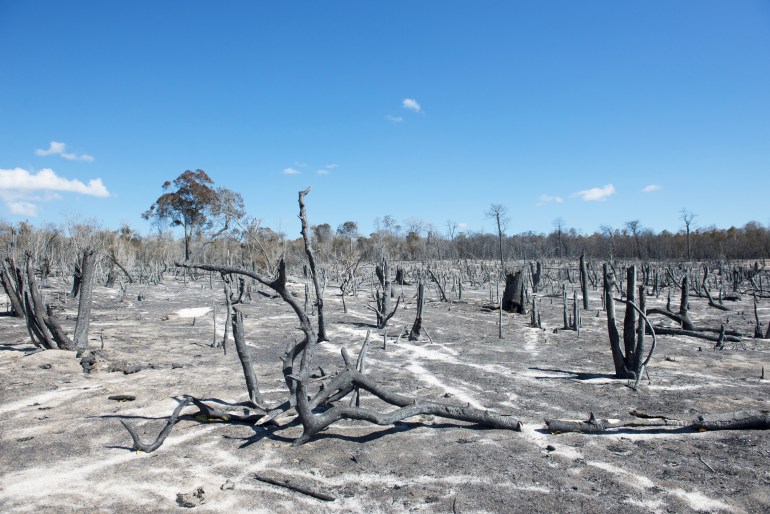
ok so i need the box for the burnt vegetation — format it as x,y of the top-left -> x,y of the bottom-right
2,176 -> 770,508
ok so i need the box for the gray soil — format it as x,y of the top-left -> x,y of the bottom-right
1,272 -> 769,513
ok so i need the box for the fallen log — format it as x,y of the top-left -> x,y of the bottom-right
545,410 -> 770,434
650,326 -> 741,343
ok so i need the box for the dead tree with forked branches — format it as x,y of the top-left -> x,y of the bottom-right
121,187 -> 522,452
367,257 -> 400,329
604,264 -> 657,384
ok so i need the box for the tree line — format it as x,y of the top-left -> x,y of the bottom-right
2,170 -> 768,270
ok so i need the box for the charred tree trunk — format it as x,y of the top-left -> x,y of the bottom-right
231,308 -> 267,409
23,254 -> 75,350
1,258 -> 24,318
71,260 -> 82,299
579,253 -> 589,310
369,258 -> 400,329
73,249 -> 96,351
409,282 -> 424,341
501,270 -> 525,314
623,266 -> 637,370
530,261 -> 542,293
605,264 -> 631,378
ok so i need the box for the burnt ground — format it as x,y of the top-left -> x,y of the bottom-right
1,272 -> 769,513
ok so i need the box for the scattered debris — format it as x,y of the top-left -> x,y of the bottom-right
176,487 -> 205,508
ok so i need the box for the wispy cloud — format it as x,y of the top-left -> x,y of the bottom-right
572,184 -> 615,201
642,184 -> 661,193
282,167 -> 301,175
402,98 -> 421,112
0,167 -> 110,217
8,201 -> 38,217
316,169 -> 329,175
325,164 -> 338,169
35,141 -> 94,161
537,194 -> 564,206
385,115 -> 403,123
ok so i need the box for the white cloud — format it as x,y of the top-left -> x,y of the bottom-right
457,223 -> 468,229
402,98 -> 421,112
385,115 -> 403,123
8,201 -> 37,217
282,167 -> 301,175
0,167 -> 110,217
572,184 -> 615,201
325,164 -> 338,169
317,169 -> 329,175
642,184 -> 661,193
537,194 -> 564,206
35,141 -> 94,161
35,141 -> 66,156
0,167 -> 109,197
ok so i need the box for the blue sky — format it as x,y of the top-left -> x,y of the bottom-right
1,1 -> 769,238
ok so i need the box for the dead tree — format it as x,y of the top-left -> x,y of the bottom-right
529,261 -> 542,293
1,258 -> 25,317
530,295 -> 541,329
72,249 -> 96,351
546,409 -> 770,434
579,252 -> 589,310
22,253 -> 75,350
409,282 -> 425,341
604,264 -> 656,381
501,270 -> 525,314
367,258 -> 400,329
141,187 -> 522,451
231,308 -> 267,409
647,274 -> 695,331
427,269 -> 448,302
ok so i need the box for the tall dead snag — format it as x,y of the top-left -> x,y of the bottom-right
579,252 -> 589,310
299,187 -> 327,341
1,258 -> 24,318
73,249 -> 96,351
368,257 -> 400,329
501,270 -> 525,314
604,264 -> 656,381
409,282 -> 425,341
530,295 -> 541,328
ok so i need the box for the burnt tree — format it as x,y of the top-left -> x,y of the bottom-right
501,270 -> 525,314
604,264 -> 656,381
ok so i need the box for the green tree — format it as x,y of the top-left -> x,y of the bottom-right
143,169 -> 243,260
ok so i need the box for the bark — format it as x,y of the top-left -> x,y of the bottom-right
73,249 -> 96,351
